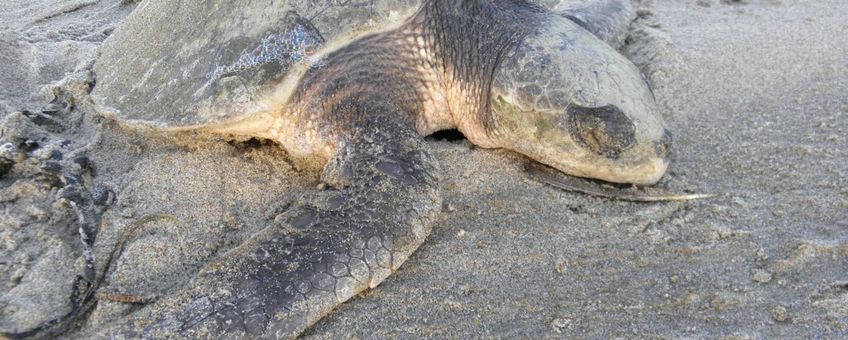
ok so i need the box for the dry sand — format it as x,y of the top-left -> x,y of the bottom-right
0,0 -> 846,338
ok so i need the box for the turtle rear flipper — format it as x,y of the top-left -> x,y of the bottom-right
557,0 -> 637,47
102,118 -> 441,339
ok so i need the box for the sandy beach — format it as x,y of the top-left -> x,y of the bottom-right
1,0 -> 846,338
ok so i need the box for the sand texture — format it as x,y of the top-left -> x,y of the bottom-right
0,0 -> 846,338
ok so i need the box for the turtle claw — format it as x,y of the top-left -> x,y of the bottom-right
525,161 -> 714,202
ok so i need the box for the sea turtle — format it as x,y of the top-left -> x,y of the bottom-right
14,0 -> 676,338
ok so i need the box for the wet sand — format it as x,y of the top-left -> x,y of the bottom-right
1,0 -> 846,338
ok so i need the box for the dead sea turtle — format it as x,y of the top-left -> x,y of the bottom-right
22,0 -> 677,338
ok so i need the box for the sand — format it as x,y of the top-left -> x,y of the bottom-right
0,0 -> 846,338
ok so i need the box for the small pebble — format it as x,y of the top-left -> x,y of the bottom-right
555,260 -> 567,275
10,267 -> 25,285
23,140 -> 40,152
0,158 -> 13,178
753,269 -> 772,283
120,209 -> 134,218
550,317 -> 572,333
26,206 -> 47,221
223,212 -> 240,229
42,161 -> 62,172
73,156 -> 90,169
91,185 -> 114,206
49,149 -> 63,160
1,142 -> 18,157
771,306 -> 788,322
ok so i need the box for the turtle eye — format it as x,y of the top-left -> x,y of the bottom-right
566,104 -> 635,159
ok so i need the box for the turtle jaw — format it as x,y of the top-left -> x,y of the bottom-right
503,133 -> 670,185
554,154 -> 670,185
552,127 -> 671,185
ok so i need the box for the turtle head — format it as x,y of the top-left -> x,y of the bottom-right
482,14 -> 670,185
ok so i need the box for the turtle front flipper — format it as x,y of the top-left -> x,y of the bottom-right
100,119 -> 441,339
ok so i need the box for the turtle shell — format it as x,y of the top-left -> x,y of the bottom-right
92,0 -> 421,128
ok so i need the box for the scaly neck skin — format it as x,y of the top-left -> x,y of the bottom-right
277,0 -> 541,159
409,0 -> 541,147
